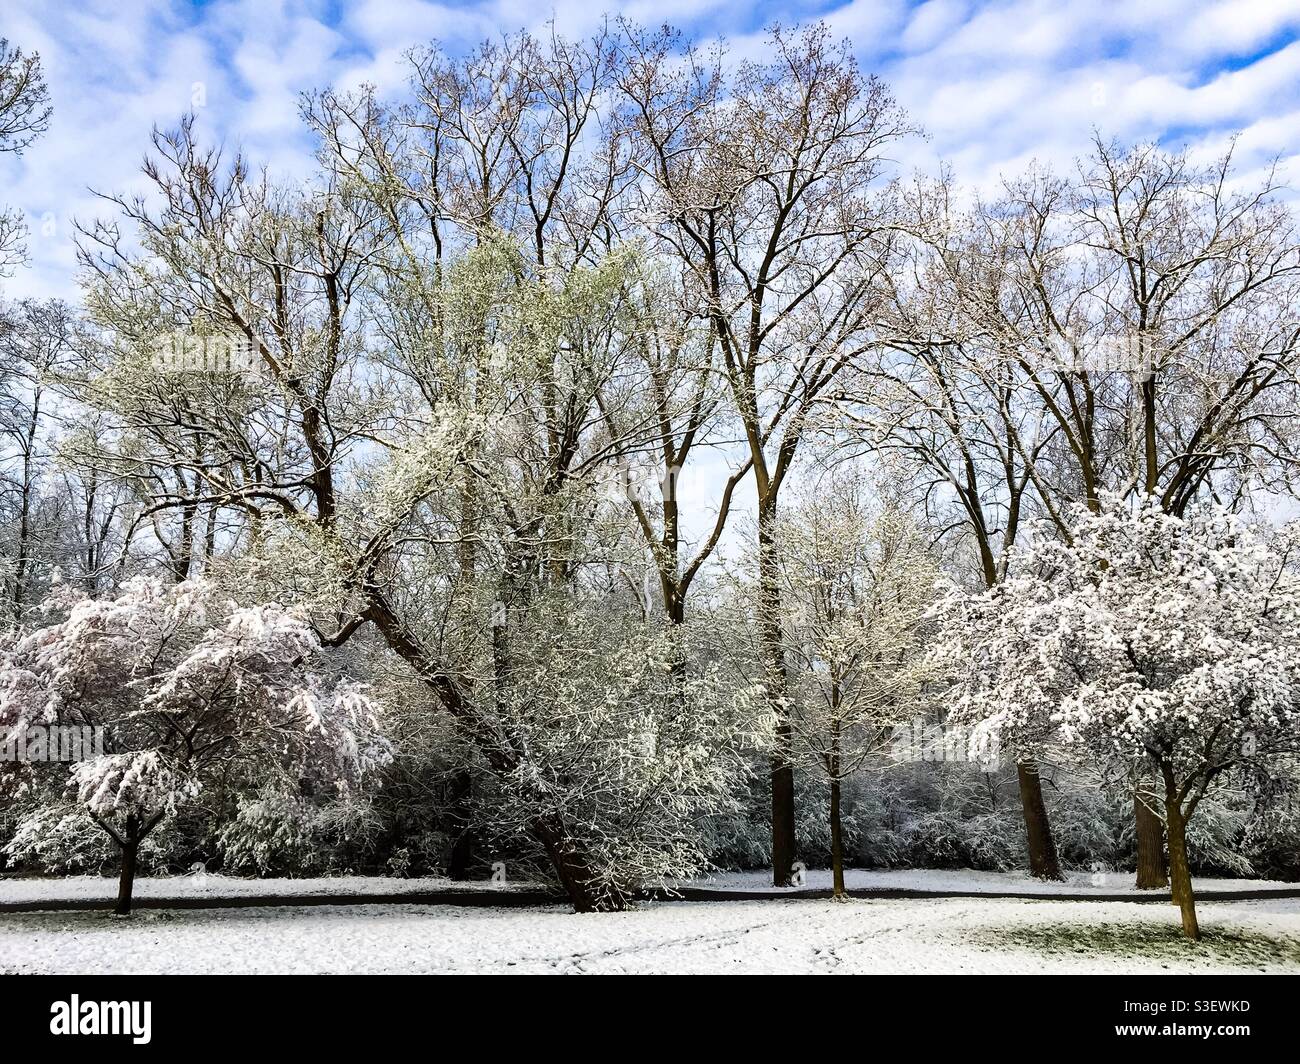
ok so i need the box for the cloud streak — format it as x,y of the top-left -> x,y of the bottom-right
2,0 -> 1298,299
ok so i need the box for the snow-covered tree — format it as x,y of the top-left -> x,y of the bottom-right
0,577 -> 390,913
934,496 -> 1300,938
620,22 -> 915,885
777,474 -> 935,897
477,595 -> 769,908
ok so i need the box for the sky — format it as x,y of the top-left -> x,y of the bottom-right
3,0 -> 1300,302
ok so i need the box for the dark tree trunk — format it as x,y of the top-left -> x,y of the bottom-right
1016,761 -> 1064,881
446,768 -> 474,881
1135,786 -> 1168,889
829,776 -> 845,899
532,816 -> 620,913
115,835 -> 140,917
758,500 -> 797,887
770,729 -> 796,888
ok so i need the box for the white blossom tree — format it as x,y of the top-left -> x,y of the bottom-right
934,496 -> 1300,939
0,577 -> 390,913
483,598 -> 769,908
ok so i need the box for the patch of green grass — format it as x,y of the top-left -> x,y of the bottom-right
970,920 -> 1300,970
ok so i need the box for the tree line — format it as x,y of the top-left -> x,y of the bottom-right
2,24 -> 1299,932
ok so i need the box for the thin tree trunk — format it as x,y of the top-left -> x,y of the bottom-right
1016,761 -> 1063,881
1164,798 -> 1200,940
829,774 -> 845,898
829,687 -> 846,899
829,741 -> 846,905
11,391 -> 40,618
758,498 -> 797,886
1135,785 -> 1168,889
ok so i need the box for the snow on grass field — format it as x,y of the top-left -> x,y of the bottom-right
0,872 -> 529,905
2,896 -> 1299,974
1,867 -> 1295,906
684,868 -> 1299,895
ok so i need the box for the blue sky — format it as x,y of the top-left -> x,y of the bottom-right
4,0 -> 1300,300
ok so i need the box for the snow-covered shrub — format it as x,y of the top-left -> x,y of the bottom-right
486,601 -> 769,907
0,577 -> 392,911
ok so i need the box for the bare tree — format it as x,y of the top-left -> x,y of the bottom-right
0,300 -> 78,617
0,38 -> 51,276
619,21 -> 913,884
777,471 -> 934,897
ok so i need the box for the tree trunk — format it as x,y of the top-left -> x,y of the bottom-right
770,730 -> 796,887
1164,798 -> 1200,941
829,777 -> 845,899
1135,785 -> 1168,889
758,499 -> 797,887
1016,761 -> 1063,881
532,816 -> 620,913
115,835 -> 140,917
829,695 -> 846,899
446,768 -> 474,881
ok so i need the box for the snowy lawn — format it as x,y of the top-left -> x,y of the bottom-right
683,868 -> 1299,895
1,867 -> 1295,908
0,873 -> 535,906
3,896 -> 1299,974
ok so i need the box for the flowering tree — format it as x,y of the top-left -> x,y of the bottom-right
934,496 -> 1300,938
0,577 -> 390,913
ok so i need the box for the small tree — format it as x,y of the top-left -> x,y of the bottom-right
934,496 -> 1300,939
778,475 -> 934,897
0,577 -> 390,914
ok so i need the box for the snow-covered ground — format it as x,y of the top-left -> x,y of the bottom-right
3,896 -> 1298,974
0,872 -> 530,905
0,867 -> 1294,906
686,868 -> 1298,895
3,870 -> 1296,974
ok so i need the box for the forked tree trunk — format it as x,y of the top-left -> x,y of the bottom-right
1164,799 -> 1200,941
1016,762 -> 1064,881
1135,786 -> 1168,889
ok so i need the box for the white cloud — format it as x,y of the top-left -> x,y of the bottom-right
2,0 -> 1298,301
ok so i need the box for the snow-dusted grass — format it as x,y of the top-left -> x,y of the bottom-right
685,868 -> 1298,895
2,867 -> 1294,908
3,896 -> 1298,974
0,873 -> 533,906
